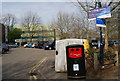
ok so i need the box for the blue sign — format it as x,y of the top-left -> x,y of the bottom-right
88,6 -> 111,20
96,18 -> 106,27
97,6 -> 111,18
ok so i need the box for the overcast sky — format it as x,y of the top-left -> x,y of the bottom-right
2,2 -> 80,24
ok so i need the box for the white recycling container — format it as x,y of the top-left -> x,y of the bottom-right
55,39 -> 86,72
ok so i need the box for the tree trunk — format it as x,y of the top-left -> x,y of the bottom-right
104,22 -> 109,50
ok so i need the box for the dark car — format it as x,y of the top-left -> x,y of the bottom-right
44,41 -> 55,50
91,40 -> 98,48
2,43 -> 9,54
42,42 -> 49,49
113,40 -> 120,45
34,43 -> 39,48
21,42 -> 27,46
38,41 -> 49,49
38,41 -> 44,48
108,40 -> 114,47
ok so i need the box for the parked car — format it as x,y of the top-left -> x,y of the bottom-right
8,43 -> 19,48
38,41 -> 48,49
113,40 -> 120,45
21,42 -> 27,46
108,40 -> 114,47
44,41 -> 55,50
24,43 -> 29,48
27,42 -> 38,48
34,43 -> 39,48
31,43 -> 38,48
2,43 -> 9,54
91,40 -> 98,48
42,42 -> 49,49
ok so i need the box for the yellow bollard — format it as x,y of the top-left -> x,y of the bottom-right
84,40 -> 90,56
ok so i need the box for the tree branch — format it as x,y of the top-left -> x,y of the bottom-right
77,0 -> 88,12
108,2 -> 113,6
111,1 -> 120,12
95,2 -> 97,8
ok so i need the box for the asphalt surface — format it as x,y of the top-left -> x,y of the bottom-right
2,47 -> 67,80
2,47 -> 119,80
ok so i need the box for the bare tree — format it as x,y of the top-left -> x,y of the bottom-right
75,0 -> 120,50
107,6 -> 119,40
53,12 -> 72,39
0,13 -> 17,31
21,12 -> 41,42
76,0 -> 120,12
53,12 -> 87,39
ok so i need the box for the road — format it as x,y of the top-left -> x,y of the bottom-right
2,47 -> 119,80
2,47 -> 67,80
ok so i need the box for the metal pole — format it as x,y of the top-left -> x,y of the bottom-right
100,27 -> 104,67
98,2 -> 104,68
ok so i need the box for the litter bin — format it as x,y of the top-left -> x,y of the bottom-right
66,44 -> 86,79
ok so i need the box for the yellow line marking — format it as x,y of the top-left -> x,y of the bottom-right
33,75 -> 38,80
32,57 -> 47,72
29,57 -> 47,80
29,57 -> 47,73
29,59 -> 42,73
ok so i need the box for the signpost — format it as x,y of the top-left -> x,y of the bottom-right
97,6 -> 111,19
88,6 -> 111,20
88,4 -> 111,68
96,18 -> 106,27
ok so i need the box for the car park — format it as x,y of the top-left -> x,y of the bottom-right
44,41 -> 55,50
